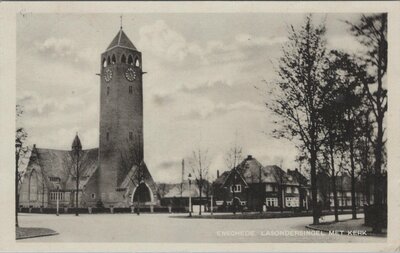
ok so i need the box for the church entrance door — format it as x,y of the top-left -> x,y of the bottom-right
132,183 -> 152,204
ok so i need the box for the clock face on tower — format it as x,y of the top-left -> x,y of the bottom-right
104,68 -> 113,82
125,68 -> 136,82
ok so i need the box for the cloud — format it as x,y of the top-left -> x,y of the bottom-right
35,37 -> 94,65
152,93 -> 174,106
179,100 -> 264,120
138,20 -> 202,63
138,20 -> 286,67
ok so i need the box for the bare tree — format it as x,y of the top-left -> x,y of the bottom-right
267,15 -> 329,225
189,148 -> 210,215
16,105 -> 29,227
63,134 -> 92,216
224,139 -> 243,214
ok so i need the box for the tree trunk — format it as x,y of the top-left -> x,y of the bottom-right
349,138 -> 357,219
310,147 -> 319,225
329,147 -> 339,222
199,185 -> 202,215
373,115 -> 384,233
365,173 -> 370,205
15,152 -> 20,227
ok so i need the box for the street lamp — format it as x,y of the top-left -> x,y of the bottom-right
188,173 -> 192,217
56,185 -> 60,216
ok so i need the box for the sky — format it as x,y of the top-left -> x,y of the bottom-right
16,13 -> 364,183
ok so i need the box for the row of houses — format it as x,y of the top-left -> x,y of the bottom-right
19,146 -> 375,212
154,155 -> 377,212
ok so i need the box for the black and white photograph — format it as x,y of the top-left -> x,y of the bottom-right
2,1 -> 399,249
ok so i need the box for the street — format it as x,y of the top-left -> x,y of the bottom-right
18,213 -> 386,243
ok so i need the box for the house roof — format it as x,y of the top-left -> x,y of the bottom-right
214,155 -> 307,187
107,29 -> 137,51
161,181 -> 207,198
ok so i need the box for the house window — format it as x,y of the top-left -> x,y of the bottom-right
50,192 -> 64,201
293,187 -> 299,194
129,86 -> 133,94
265,184 -> 273,192
266,197 -> 278,207
91,193 -> 96,199
286,186 -> 292,193
231,184 -> 241,193
285,197 -> 299,207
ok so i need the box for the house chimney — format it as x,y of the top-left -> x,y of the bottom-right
217,170 -> 220,178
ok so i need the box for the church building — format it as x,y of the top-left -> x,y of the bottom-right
19,27 -> 159,209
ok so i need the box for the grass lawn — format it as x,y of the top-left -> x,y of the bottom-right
16,227 -> 58,240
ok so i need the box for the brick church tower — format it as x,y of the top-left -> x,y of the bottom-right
98,27 -> 144,206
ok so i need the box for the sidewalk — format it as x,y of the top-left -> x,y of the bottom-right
306,218 -> 387,237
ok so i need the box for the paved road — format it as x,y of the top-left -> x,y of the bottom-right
18,213 -> 386,243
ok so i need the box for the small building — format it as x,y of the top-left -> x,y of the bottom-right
213,155 -> 309,212
159,180 -> 209,211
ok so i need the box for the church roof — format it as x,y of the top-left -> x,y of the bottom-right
24,147 -> 99,190
107,29 -> 137,51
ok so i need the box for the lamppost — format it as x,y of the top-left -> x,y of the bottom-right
56,185 -> 60,216
188,173 -> 192,217
15,139 -> 22,227
232,172 -> 237,215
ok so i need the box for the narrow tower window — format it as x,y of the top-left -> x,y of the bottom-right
129,86 -> 133,94
107,86 -> 110,95
112,54 -> 116,64
129,132 -> 133,141
121,54 -> 126,63
135,58 -> 140,67
107,56 -> 111,65
102,58 -> 107,67
128,55 -> 134,65
106,132 -> 109,141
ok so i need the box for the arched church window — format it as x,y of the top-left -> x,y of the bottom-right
135,58 -> 140,67
107,56 -> 111,65
121,54 -> 126,63
112,54 -> 116,64
102,58 -> 107,67
128,55 -> 134,65
28,170 -> 38,201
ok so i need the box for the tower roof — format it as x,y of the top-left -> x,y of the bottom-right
106,29 -> 137,51
72,133 -> 82,150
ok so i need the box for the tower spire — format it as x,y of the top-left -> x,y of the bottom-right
120,15 -> 123,30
